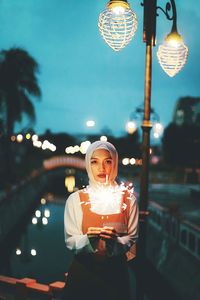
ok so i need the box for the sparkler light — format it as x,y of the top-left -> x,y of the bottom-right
82,183 -> 134,215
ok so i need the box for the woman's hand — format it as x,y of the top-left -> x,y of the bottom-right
100,226 -> 119,240
87,227 -> 102,239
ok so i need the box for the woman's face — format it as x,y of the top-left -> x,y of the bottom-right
90,149 -> 113,184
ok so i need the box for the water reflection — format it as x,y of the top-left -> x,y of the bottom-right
32,206 -> 50,226
4,194 -> 71,284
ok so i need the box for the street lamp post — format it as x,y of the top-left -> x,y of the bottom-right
98,0 -> 188,298
139,2 -> 155,261
126,105 -> 163,138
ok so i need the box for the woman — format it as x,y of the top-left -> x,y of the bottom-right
63,141 -> 139,300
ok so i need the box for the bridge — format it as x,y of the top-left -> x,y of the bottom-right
43,155 -> 86,171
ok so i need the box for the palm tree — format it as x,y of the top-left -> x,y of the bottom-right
0,47 -> 41,184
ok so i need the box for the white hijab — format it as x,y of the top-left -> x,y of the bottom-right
85,141 -> 118,187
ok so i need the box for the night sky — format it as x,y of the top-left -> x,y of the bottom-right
1,0 -> 199,137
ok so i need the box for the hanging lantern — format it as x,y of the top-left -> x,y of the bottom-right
98,0 -> 138,52
157,32 -> 188,77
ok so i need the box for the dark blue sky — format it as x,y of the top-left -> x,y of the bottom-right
1,0 -> 199,136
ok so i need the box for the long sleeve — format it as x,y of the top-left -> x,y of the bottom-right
64,191 -> 95,254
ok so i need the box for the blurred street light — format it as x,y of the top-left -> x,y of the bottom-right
100,135 -> 108,142
126,120 -> 137,135
86,120 -> 95,127
65,175 -> 76,193
126,104 -> 164,139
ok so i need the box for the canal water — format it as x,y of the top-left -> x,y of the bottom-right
1,194 -> 73,284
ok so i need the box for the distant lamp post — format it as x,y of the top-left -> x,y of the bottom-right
126,105 -> 164,139
98,0 -> 138,51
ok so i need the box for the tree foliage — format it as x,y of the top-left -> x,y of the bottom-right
0,47 -> 41,136
0,47 -> 41,184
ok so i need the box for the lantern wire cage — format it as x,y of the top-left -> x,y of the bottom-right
157,35 -> 188,77
98,2 -> 138,52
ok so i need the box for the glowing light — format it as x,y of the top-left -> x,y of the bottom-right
31,249 -> 37,256
42,217 -> 48,225
65,146 -> 73,154
39,139 -> 56,151
32,134 -> 38,141
157,32 -> 188,77
41,198 -> 46,205
70,147 -> 75,154
129,158 -> 136,165
33,140 -> 42,148
126,121 -> 137,134
44,209 -> 50,218
98,0 -> 138,51
32,217 -> 38,225
86,120 -> 95,127
84,183 -> 133,215
41,140 -> 56,152
50,145 -> 56,152
80,141 -> 91,154
65,176 -> 75,193
42,144 -> 47,150
42,140 -> 50,150
26,133 -> 31,140
65,147 -> 70,154
16,249 -> 21,255
16,134 -> 23,143
153,132 -> 160,139
35,210 -> 41,218
122,158 -> 130,165
100,136 -> 108,142
111,5 -> 126,15
70,146 -> 75,154
153,122 -> 163,135
66,143 -> 90,155
74,145 -> 80,152
151,156 -> 160,165
153,122 -> 164,139
11,135 -> 16,142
